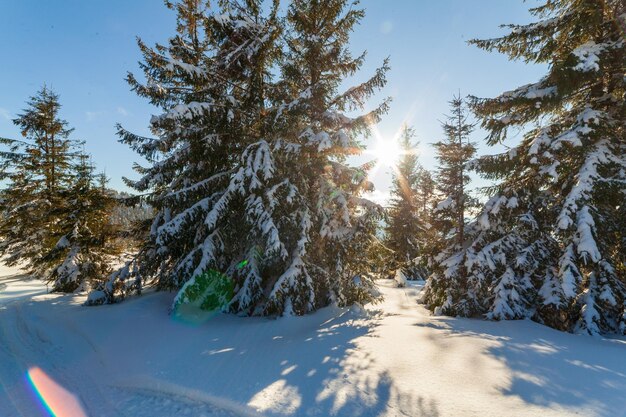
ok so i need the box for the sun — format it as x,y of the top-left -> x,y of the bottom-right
364,125 -> 405,171
361,123 -> 419,183
370,137 -> 402,168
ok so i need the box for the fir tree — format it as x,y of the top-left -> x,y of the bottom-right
414,167 -> 436,217
384,126 -> 424,277
90,0 -> 281,304
96,0 -> 389,315
233,0 -> 389,313
413,167 -> 437,278
47,153 -> 120,292
424,0 -> 626,335
0,87 -> 115,291
0,87 -> 76,279
433,95 -> 477,250
422,94 -> 478,315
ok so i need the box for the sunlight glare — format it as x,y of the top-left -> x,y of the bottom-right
371,137 -> 402,168
364,124 -> 418,181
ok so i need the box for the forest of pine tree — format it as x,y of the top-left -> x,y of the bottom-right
0,0 -> 624,336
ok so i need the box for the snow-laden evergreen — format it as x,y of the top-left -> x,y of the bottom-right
422,95 -> 477,315
46,156 -> 120,292
95,0 -> 389,315
423,0 -> 626,335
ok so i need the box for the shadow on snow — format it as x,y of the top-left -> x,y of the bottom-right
413,316 -> 626,416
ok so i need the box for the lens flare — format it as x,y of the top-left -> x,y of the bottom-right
363,123 -> 420,189
370,134 -> 403,168
27,367 -> 87,417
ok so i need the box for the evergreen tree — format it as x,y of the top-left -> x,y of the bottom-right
90,0 -> 281,304
424,0 -> 626,335
433,95 -> 477,250
0,87 -> 115,291
384,126 -> 424,276
414,168 -> 436,217
0,87 -> 76,278
47,154 -> 120,292
422,94 -> 478,315
413,167 -> 437,278
96,0 -> 389,315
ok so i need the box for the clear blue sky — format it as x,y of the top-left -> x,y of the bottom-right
0,0 -> 544,199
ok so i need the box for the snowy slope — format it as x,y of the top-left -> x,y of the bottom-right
1,264 -> 625,417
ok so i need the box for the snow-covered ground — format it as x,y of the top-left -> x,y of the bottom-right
1,264 -> 625,417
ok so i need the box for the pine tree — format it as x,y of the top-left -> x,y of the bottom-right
89,0 -> 281,304
96,0 -> 389,315
422,94 -> 477,315
413,167 -> 437,278
384,126 -> 424,277
424,1 -> 626,335
47,153 -> 120,292
0,87 -> 77,281
229,0 -> 389,314
414,168 -> 436,217
0,87 -> 116,292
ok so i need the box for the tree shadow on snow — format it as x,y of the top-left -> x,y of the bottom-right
8,289 -> 441,416
157,302 -> 440,417
0,273 -> 46,303
414,317 -> 626,416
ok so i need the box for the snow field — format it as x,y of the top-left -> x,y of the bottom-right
1,265 -> 625,417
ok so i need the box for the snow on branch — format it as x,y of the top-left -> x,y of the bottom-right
156,196 -> 212,245
571,40 -> 624,72
499,82 -> 557,103
164,56 -> 207,77
557,139 -> 615,230
151,102 -> 215,123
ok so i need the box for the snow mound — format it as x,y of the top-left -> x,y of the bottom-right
394,270 -> 408,288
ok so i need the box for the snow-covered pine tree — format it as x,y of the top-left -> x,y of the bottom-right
90,0 -> 283,304
46,153 -> 120,292
96,0 -> 389,315
0,87 -> 78,285
425,1 -> 626,335
422,94 -> 478,315
241,0 -> 389,313
384,126 -> 424,276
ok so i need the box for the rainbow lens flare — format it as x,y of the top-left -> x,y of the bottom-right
27,367 -> 87,417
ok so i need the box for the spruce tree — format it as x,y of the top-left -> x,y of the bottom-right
384,126 -> 424,277
414,168 -> 436,217
293,0 -> 391,298
413,167 -> 437,278
47,154 -> 120,292
424,1 -> 626,335
91,0 -> 282,304
97,0 -> 389,315
0,87 -> 116,292
422,94 -> 478,315
0,87 -> 77,281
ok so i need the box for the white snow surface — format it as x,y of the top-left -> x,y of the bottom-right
1,264 -> 626,417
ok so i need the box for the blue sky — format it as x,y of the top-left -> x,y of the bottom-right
0,0 -> 544,199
